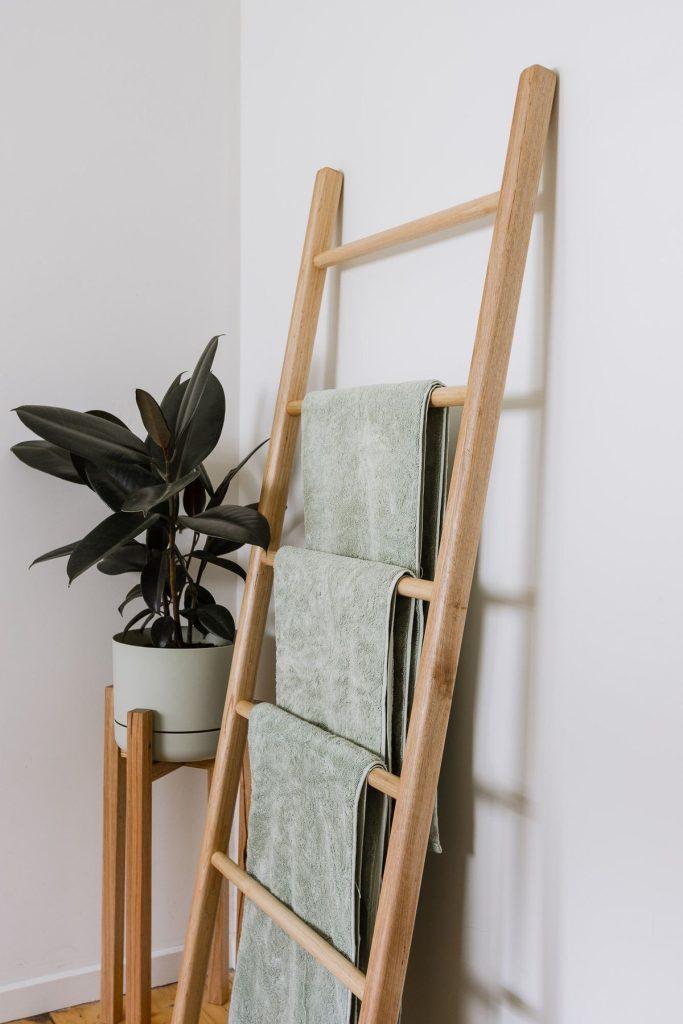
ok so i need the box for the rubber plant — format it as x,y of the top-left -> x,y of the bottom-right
11,337 -> 270,648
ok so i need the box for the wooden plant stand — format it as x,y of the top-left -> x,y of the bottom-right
101,686 -> 231,1024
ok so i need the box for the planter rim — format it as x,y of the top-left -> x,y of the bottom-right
112,629 -> 232,651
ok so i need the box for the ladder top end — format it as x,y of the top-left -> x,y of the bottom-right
521,64 -> 557,84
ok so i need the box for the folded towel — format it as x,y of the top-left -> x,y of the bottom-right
230,703 -> 384,1024
274,546 -> 410,768
302,380 -> 448,577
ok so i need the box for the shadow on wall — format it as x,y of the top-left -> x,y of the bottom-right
402,93 -> 559,1024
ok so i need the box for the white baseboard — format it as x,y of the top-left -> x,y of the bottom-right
0,946 -> 182,1024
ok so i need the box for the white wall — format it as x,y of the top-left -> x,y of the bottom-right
0,2 -> 240,1018
240,3 -> 683,1023
3,4 -> 682,1023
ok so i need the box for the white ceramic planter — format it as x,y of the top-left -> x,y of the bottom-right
112,630 -> 233,762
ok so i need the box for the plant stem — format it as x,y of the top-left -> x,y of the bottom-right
167,521 -> 183,646
186,533 -> 199,646
162,452 -> 183,648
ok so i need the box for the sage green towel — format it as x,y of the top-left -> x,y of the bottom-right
302,380 -> 448,577
299,379 -> 448,843
230,703 -> 384,1024
274,546 -> 410,767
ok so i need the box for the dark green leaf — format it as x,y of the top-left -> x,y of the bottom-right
14,406 -> 150,467
164,372 -> 185,398
85,462 -> 161,512
68,511 -> 158,583
136,390 -> 171,451
198,463 -> 214,496
173,373 -> 225,476
209,437 -> 269,508
183,476 -> 206,517
87,409 -> 130,429
146,521 -> 169,551
178,504 -> 270,550
84,463 -> 123,510
151,616 -> 175,648
145,377 -> 186,465
141,550 -> 169,613
98,541 -> 148,575
71,453 -> 92,487
105,462 -> 162,489
174,336 -> 220,441
11,440 -> 85,484
179,607 -> 209,635
184,583 -> 215,608
206,537 -> 242,556
73,411 -> 135,488
118,584 -> 143,616
194,604 -> 235,642
189,551 -> 246,580
160,378 -> 188,432
121,467 -> 200,514
123,608 -> 155,635
30,541 -> 78,568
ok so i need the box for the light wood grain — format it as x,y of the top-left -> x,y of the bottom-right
51,997 -> 104,1024
285,383 -> 467,417
211,854 -> 366,1000
104,710 -> 229,1015
101,687 -> 126,1024
8,982 -> 230,1024
120,753 -> 213,778
125,710 -> 154,1024
260,550 -> 434,602
171,167 -> 343,1024
313,193 -> 499,268
235,745 -> 251,952
204,767 -> 231,1006
357,64 -> 556,1024
234,700 -> 401,799
150,762 -> 182,782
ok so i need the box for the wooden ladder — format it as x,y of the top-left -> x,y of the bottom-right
171,64 -> 556,1024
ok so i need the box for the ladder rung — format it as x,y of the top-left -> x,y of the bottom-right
235,700 -> 401,800
260,550 -> 434,603
286,383 -> 466,417
313,192 -> 499,268
211,852 -> 366,1000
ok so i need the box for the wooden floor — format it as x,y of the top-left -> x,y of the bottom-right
10,983 -> 231,1024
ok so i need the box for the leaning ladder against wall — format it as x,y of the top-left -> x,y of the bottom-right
171,64 -> 556,1024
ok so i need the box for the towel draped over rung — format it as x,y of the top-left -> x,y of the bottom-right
286,384 -> 467,417
261,549 -> 434,602
236,700 -> 401,799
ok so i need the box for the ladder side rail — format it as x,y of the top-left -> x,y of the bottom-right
358,64 -> 556,1024
171,167 -> 343,1024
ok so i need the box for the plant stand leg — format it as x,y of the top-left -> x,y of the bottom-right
204,766 -> 231,1005
126,709 -> 153,1024
101,686 -> 126,1024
